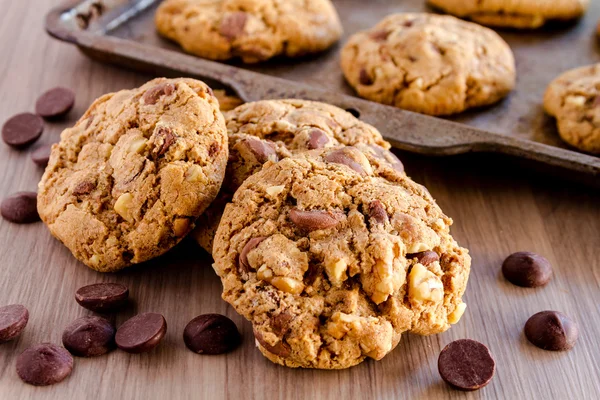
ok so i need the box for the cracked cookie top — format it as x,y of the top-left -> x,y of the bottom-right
191,99 -> 396,253
155,0 -> 343,63
428,0 -> 589,29
544,64 -> 600,154
37,78 -> 228,272
213,146 -> 470,369
340,13 -> 516,116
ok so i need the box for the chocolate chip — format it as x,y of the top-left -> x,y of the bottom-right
408,251 -> 440,266
1,192 -> 40,224
31,144 -> 53,167
219,12 -> 248,41
115,313 -> 166,353
243,138 -> 278,164
359,69 -> 374,86
369,145 -> 404,173
271,312 -> 292,337
72,181 -> 96,196
239,237 -> 266,272
35,87 -> 75,119
183,314 -> 241,355
2,113 -> 44,148
154,127 -> 176,157
368,200 -> 388,224
438,339 -> 495,391
0,304 -> 29,342
370,30 -> 391,42
307,129 -> 330,150
325,149 -> 366,175
254,328 -> 291,358
208,142 -> 220,157
524,311 -> 578,351
289,208 -> 342,231
502,252 -> 552,288
142,82 -> 175,105
16,343 -> 73,386
75,283 -> 129,312
62,316 -> 115,357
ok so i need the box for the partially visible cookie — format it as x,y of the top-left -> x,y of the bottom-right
38,78 -> 228,272
544,64 -> 600,153
191,99 -> 394,253
213,146 -> 470,369
428,0 -> 589,29
340,13 -> 516,116
155,0 -> 343,63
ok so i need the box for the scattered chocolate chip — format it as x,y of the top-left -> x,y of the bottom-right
154,127 -> 176,157
243,138 -> 278,164
254,328 -> 291,357
72,181 -> 96,196
142,82 -> 175,105
2,113 -> 44,148
369,30 -> 391,42
307,129 -> 330,150
368,200 -> 388,224
31,144 -> 53,167
75,283 -> 129,312
502,252 -> 552,288
115,313 -> 166,353
325,149 -> 366,175
35,87 -> 75,119
289,208 -> 342,231
208,142 -> 220,157
369,145 -> 404,173
438,339 -> 495,391
16,343 -> 73,386
359,69 -> 374,86
239,237 -> 266,272
62,316 -> 115,357
219,12 -> 248,41
1,192 -> 40,224
0,304 -> 29,342
408,251 -> 440,266
271,312 -> 292,337
524,311 -> 578,351
183,314 -> 241,355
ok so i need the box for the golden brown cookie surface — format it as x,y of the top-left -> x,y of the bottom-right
38,78 -> 228,272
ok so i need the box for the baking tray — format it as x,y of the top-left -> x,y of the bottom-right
45,0 -> 600,178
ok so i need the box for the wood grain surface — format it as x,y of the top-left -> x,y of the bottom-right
1,1 -> 599,399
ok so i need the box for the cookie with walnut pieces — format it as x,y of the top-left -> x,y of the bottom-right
37,78 -> 228,272
212,146 -> 470,369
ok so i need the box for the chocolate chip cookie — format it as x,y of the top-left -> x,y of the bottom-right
38,78 -> 228,272
213,146 -> 470,369
155,0 -> 343,63
191,99 -> 393,253
544,64 -> 600,154
340,13 -> 516,116
428,0 -> 589,29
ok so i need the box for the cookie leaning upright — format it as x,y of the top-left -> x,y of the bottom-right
213,146 -> 470,369
37,78 -> 228,272
544,64 -> 600,153
340,13 -> 516,116
155,0 -> 343,63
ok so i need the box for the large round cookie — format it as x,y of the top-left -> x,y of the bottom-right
544,64 -> 600,154
38,78 -> 228,272
340,13 -> 516,116
428,0 -> 589,29
155,0 -> 343,63
213,146 -> 470,369
191,99 -> 396,253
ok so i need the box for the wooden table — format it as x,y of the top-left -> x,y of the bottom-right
1,1 -> 599,398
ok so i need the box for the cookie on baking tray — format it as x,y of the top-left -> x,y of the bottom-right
428,0 -> 589,29
37,78 -> 228,272
191,99 -> 397,253
212,146 -> 470,369
155,0 -> 343,63
544,64 -> 600,154
340,13 -> 516,116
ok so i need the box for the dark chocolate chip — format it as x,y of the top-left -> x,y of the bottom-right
325,149 -> 366,175
307,129 -> 330,150
368,200 -> 388,224
254,328 -> 291,358
142,82 -> 175,105
62,316 -> 115,357
219,12 -> 248,41
31,144 -> 53,167
271,312 -> 292,337
239,237 -> 266,272
16,343 -> 73,386
75,283 -> 129,312
72,181 -> 96,196
502,252 -> 552,288
183,314 -> 241,355
524,311 -> 578,351
1,192 -> 40,224
289,208 -> 342,231
2,113 -> 44,148
35,87 -> 75,119
115,313 -> 166,353
438,339 -> 495,391
0,304 -> 29,342
359,69 -> 374,86
243,138 -> 278,164
154,127 -> 176,157
408,251 -> 440,266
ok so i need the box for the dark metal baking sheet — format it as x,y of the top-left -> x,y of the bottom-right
46,0 -> 600,178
